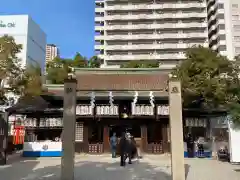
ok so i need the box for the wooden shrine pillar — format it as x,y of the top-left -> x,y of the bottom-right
83,125 -> 89,153
162,123 -> 169,153
141,125 -> 147,152
103,126 -> 110,152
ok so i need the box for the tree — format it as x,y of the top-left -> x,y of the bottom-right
88,55 -> 102,68
0,35 -> 24,101
72,52 -> 88,68
21,64 -> 43,97
121,60 -> 159,68
172,46 -> 240,124
46,57 -> 69,84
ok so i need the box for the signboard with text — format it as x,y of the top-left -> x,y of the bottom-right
0,21 -> 15,28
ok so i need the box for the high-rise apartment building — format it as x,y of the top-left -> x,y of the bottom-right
46,44 -> 59,62
208,0 -> 240,60
95,0 -> 208,69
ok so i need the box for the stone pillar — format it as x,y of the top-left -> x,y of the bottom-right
0,111 -> 8,165
61,79 -> 77,180
169,80 -> 185,180
162,124 -> 169,153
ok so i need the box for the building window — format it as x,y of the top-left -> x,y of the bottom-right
218,4 -> 224,9
235,47 -> 240,54
232,4 -> 238,8
219,45 -> 226,51
232,15 -> 239,20
218,14 -> 225,19
219,24 -> 225,30
234,25 -> 240,30
234,36 -> 240,42
219,35 -> 226,41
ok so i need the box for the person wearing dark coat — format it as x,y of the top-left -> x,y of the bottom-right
119,132 -> 127,166
186,133 -> 194,157
130,136 -> 137,159
124,132 -> 132,164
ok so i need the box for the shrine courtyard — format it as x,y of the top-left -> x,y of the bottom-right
0,155 -> 239,180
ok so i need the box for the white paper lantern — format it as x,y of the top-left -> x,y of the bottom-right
114,106 -> 118,115
96,106 -> 100,115
140,105 -> 144,115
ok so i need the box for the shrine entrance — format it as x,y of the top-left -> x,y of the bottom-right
43,68 -> 185,180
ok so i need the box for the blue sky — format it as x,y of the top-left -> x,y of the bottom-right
0,0 -> 95,59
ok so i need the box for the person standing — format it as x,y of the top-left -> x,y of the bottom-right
125,132 -> 132,164
197,136 -> 205,157
186,133 -> 194,157
119,132 -> 127,166
110,132 -> 117,158
131,136 -> 142,159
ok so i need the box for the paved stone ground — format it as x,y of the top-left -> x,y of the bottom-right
0,154 -> 239,180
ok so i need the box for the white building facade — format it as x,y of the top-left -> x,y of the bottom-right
95,0 -> 209,68
46,44 -> 59,62
0,15 -> 46,72
208,0 -> 240,60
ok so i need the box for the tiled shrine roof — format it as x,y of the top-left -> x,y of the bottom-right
75,73 -> 169,91
44,68 -> 170,96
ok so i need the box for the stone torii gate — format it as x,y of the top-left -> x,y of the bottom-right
61,74 -> 185,180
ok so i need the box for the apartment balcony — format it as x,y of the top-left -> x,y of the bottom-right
95,35 -> 105,41
97,54 -> 104,59
105,22 -> 207,30
95,0 -> 104,2
95,26 -> 104,31
95,16 -> 104,22
105,43 -> 208,50
104,53 -> 186,60
95,45 -> 104,50
95,8 -> 104,13
105,3 -> 206,11
219,51 -> 228,57
104,32 -> 207,40
105,12 -> 206,20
